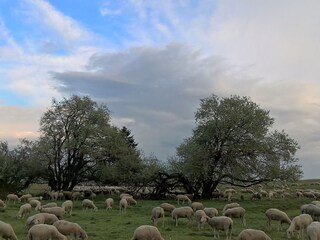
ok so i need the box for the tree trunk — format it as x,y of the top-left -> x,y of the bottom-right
201,180 -> 219,199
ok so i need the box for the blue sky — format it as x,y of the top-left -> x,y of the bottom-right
1,0 -> 320,179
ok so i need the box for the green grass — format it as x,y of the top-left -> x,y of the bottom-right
0,192 -> 316,240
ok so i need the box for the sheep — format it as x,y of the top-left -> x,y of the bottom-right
6,194 -> 20,204
71,191 -> 84,201
159,203 -> 175,215
26,213 -> 59,230
120,198 -> 128,214
222,203 -> 240,213
0,220 -> 18,240
27,224 -> 67,240
42,202 -> 58,208
125,196 -> 137,205
223,206 -> 246,226
151,207 -> 165,227
265,208 -> 291,230
17,203 -> 32,219
194,209 -> 207,230
176,194 -> 192,205
29,199 -> 41,211
237,229 -> 272,240
82,199 -> 98,211
131,225 -> 164,240
105,198 -> 114,210
20,193 -> 33,202
206,216 -> 233,240
53,220 -> 88,240
204,207 -> 219,218
301,204 -> 320,220
49,191 -> 59,201
171,206 -> 193,226
61,200 -> 73,216
191,202 -> 204,212
40,206 -> 65,219
0,199 -> 7,210
307,221 -> 320,240
287,213 -> 313,239
120,193 -> 133,199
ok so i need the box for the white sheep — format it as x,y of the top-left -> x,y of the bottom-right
6,194 -> 20,204
82,199 -> 98,211
171,206 -> 193,226
301,204 -> 320,220
27,223 -> 67,240
287,213 -> 313,239
191,202 -> 204,211
222,203 -> 240,213
159,203 -> 175,214
105,198 -> 114,210
42,202 -> 58,208
40,206 -> 65,219
237,228 -> 272,240
223,206 -> 246,226
204,207 -> 219,218
53,220 -> 88,240
151,207 -> 165,227
0,220 -> 18,240
17,203 -> 32,219
131,225 -> 164,240
307,221 -> 320,240
26,213 -> 59,230
29,199 -> 41,211
206,216 -> 233,240
120,198 -> 128,214
20,193 -> 33,202
265,208 -> 291,230
71,191 -> 84,201
61,200 -> 73,216
194,209 -> 207,230
125,196 -> 137,205
176,194 -> 192,205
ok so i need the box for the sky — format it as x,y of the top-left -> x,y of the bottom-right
1,0 -> 320,179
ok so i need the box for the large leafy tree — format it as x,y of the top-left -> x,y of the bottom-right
36,95 -> 141,190
172,95 -> 302,198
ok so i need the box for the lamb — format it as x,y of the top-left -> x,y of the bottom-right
0,220 -> 18,240
151,207 -> 165,227
223,206 -> 246,226
237,229 -> 272,240
171,206 -> 193,226
222,203 -> 240,213
307,221 -> 320,240
287,213 -> 313,239
191,202 -> 204,211
82,199 -> 98,211
26,213 -> 59,230
265,208 -> 291,230
176,194 -> 192,205
105,198 -> 114,210
131,225 -> 164,240
61,200 -> 73,216
53,220 -> 88,240
159,203 -> 175,214
206,216 -> 233,240
17,203 -> 32,219
120,198 -> 128,214
6,194 -> 20,204
204,207 -> 219,218
40,206 -> 65,219
194,209 -> 207,230
27,223 -> 67,240
29,199 -> 41,211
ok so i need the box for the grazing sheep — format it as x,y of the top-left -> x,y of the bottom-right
159,203 -> 175,214
176,194 -> 192,205
17,203 -> 32,219
27,224 -> 67,240
222,203 -> 240,213
301,204 -> 320,221
223,206 -> 246,226
194,210 -> 207,230
287,213 -> 313,239
204,207 -> 219,218
131,225 -> 164,240
265,208 -> 291,230
42,202 -> 58,208
120,193 -> 133,199
307,221 -> 320,240
49,191 -> 59,201
125,196 -> 137,205
61,200 -> 73,216
171,206 -> 193,226
82,199 -> 98,211
6,194 -> 20,204
105,198 -> 114,210
206,216 -> 233,240
40,206 -> 65,219
20,194 -> 33,202
0,199 -> 7,210
71,191 -> 83,201
151,207 -> 165,227
238,229 -> 272,240
191,202 -> 204,212
29,199 -> 41,211
53,220 -> 88,240
120,198 -> 128,214
0,220 -> 18,240
26,213 -> 59,230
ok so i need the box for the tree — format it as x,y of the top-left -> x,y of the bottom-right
172,95 -> 302,198
36,95 -> 142,190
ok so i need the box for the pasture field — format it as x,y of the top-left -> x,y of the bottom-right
1,181 -> 320,240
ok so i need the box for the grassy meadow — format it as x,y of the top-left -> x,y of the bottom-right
1,180 -> 320,240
